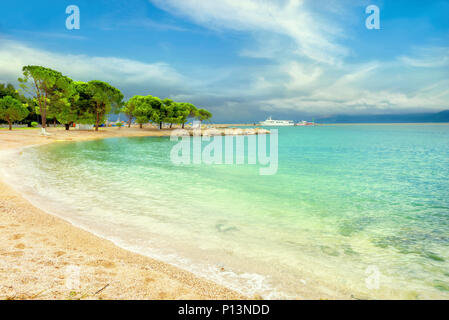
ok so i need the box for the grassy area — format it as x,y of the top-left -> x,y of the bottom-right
0,127 -> 39,130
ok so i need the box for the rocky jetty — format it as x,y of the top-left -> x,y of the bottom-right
182,127 -> 270,136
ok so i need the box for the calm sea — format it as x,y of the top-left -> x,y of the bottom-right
2,124 -> 449,299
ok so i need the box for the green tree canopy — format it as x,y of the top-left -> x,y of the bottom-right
87,80 -> 124,131
54,93 -> 80,130
0,83 -> 20,100
146,96 -> 164,129
160,98 -> 176,128
13,65 -> 213,133
176,102 -> 197,128
0,96 -> 29,130
72,81 -> 96,125
122,100 -> 136,128
19,66 -> 74,132
129,95 -> 153,128
0,83 -> 35,126
197,109 -> 213,123
47,78 -> 78,129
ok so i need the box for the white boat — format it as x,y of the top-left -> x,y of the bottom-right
295,120 -> 315,126
259,116 -> 294,126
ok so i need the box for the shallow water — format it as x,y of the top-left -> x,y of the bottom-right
2,125 -> 449,299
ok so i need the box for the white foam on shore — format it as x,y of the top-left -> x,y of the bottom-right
0,146 -> 288,299
4,139 -> 445,300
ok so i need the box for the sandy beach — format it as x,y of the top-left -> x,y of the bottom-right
0,127 -> 245,300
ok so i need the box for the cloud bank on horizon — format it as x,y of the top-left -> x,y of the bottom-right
0,0 -> 448,122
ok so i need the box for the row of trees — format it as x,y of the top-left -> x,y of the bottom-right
122,96 -> 212,130
0,65 -> 212,132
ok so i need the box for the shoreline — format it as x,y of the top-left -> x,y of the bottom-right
0,127 -> 246,300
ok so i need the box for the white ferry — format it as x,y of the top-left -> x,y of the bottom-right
259,116 -> 295,126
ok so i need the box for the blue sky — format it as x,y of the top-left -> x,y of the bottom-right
0,0 -> 448,122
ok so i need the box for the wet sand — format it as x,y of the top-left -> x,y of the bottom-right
0,127 -> 245,300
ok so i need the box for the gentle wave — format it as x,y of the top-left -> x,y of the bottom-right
1,125 -> 449,299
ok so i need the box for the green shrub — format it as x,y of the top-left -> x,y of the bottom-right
31,121 -> 38,128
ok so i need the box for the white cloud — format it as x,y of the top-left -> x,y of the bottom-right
399,47 -> 449,68
143,0 -> 448,117
251,66 -> 449,115
282,61 -> 323,90
103,17 -> 189,32
1,38 -> 447,120
150,0 -> 348,64
10,30 -> 88,41
209,58 -> 449,116
0,39 -> 186,96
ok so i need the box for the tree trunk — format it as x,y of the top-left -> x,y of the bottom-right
159,122 -> 162,130
128,119 -> 132,128
42,112 -> 46,129
140,123 -> 143,129
53,118 -> 56,127
95,112 -> 99,131
8,120 -> 12,131
65,124 -> 70,131
42,96 -> 47,129
182,123 -> 185,129
170,123 -> 173,129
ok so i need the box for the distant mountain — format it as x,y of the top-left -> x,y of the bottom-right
318,110 -> 449,124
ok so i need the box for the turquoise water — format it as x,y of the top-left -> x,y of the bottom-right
2,125 -> 449,299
